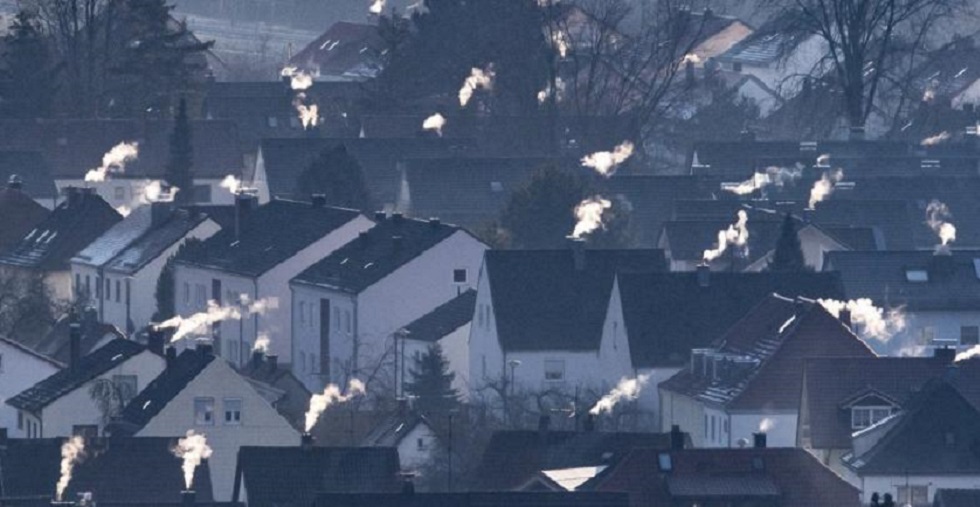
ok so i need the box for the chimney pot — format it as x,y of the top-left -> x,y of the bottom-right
301,433 -> 314,450
148,327 -> 165,356
568,236 -> 586,271
753,431 -> 767,448
935,346 -> 956,364
374,211 -> 387,221
670,425 -> 685,450
7,174 -> 23,190
180,490 -> 195,507
391,212 -> 404,224
267,354 -> 278,371
696,264 -> 710,287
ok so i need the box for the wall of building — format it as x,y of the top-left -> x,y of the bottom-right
467,260 -> 506,402
397,423 -> 437,472
635,366 -> 681,429
872,310 -> 980,357
659,388 -> 706,446
0,342 -> 60,437
173,266 -> 258,365
290,283 -> 356,391
739,35 -> 826,96
730,411 -> 798,448
859,474 -> 980,505
56,178 -> 237,209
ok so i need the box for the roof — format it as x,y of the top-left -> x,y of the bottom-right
72,203 -> 162,267
659,296 -> 876,410
361,411 -> 430,448
6,338 -> 146,413
0,184 -> 49,253
0,151 -> 57,200
114,348 -> 215,432
602,175 -> 717,248
718,10 -> 814,66
27,311 -> 125,364
401,289 -> 477,343
239,352 -> 311,432
659,218 -> 783,267
619,272 -> 846,368
475,430 -> 680,491
289,22 -> 386,79
485,249 -> 666,352
104,208 -> 213,275
935,488 -> 980,507
0,188 -> 122,271
312,492 -> 631,507
592,447 -> 860,507
234,446 -> 401,507
176,199 -> 362,277
0,336 -> 63,368
911,37 -> 980,101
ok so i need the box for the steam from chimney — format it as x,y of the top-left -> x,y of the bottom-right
923,82 -> 937,102
282,66 -> 314,91
702,210 -> 749,263
253,333 -> 270,354
956,345 -> 980,362
115,205 -> 132,217
551,30 -> 570,59
815,153 -> 831,167
282,67 -> 320,129
369,0 -> 385,14
723,165 -> 802,195
758,418 -> 775,433
681,53 -> 701,64
537,77 -> 566,104
817,298 -> 907,341
589,375 -> 650,415
220,175 -> 242,195
304,379 -> 366,432
84,142 -> 139,182
155,298 -> 272,343
926,199 -> 956,252
458,66 -> 495,107
808,169 -> 843,209
921,131 -> 951,146
56,436 -> 85,501
172,430 -> 213,490
571,197 -> 611,239
581,141 -> 634,177
422,113 -> 446,136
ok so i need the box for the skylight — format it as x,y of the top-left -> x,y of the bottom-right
905,269 -> 928,283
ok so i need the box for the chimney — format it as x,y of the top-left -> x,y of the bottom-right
234,190 -> 258,240
930,251 -> 956,279
685,60 -> 696,88
391,212 -> 404,224
165,346 -> 177,369
802,208 -> 814,224
670,424 -> 685,450
538,415 -> 551,441
69,313 -> 82,371
311,194 -> 326,208
696,264 -> 710,288
196,339 -> 214,357
150,202 -> 172,227
401,479 -> 416,496
428,217 -> 441,228
583,413 -> 596,432
251,349 -> 264,369
148,327 -> 165,356
739,129 -> 756,143
568,236 -> 586,271
934,346 -> 956,364
0,427 -> 8,449
374,211 -> 387,221
301,433 -> 314,450
180,490 -> 195,507
7,174 -> 23,190
66,187 -> 83,208
267,354 -> 278,371
839,308 -> 852,329
753,431 -> 767,448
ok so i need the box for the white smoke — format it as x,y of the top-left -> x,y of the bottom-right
458,66 -> 495,107
155,298 -> 272,344
281,66 -> 314,91
957,346 -> 980,362
537,77 -> 566,104
758,418 -> 775,433
369,0 -> 385,14
422,113 -> 447,137
724,165 -> 802,195
551,30 -> 570,59
571,197 -> 612,239
115,205 -> 132,217
817,299 -> 907,341
253,333 -> 270,354
702,210 -> 749,263
682,53 -> 702,64
56,436 -> 85,501
589,375 -> 649,415
84,142 -> 139,182
815,153 -> 831,167
581,141 -> 635,177
281,67 -> 319,129
921,131 -> 951,146
172,430 -> 213,490
808,169 -> 843,209
220,175 -> 242,195
926,199 -> 956,251
304,379 -> 367,432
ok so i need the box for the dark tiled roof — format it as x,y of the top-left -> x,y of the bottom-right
114,349 -> 215,432
176,199 -> 362,277
717,10 -> 814,66
475,430 -> 679,491
29,311 -> 125,364
620,272 -> 846,368
935,488 -> 980,507
234,446 -> 401,507
602,175 -> 718,248
0,189 -> 122,271
0,151 -> 57,200
6,339 -> 146,413
593,447 -> 861,507
911,37 -> 980,101
0,438 -> 62,499
659,218 -> 783,267
401,289 -> 476,343
485,249 -> 666,352
0,185 -> 50,253
104,208 -> 213,275
294,216 -> 469,293
239,353 -> 311,432
361,411 -> 429,448
73,203 -> 169,267
184,205 -> 238,229
289,22 -> 386,78
313,492 -> 631,507
308,410 -> 394,447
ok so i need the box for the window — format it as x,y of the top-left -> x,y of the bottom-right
116,280 -> 121,303
195,284 -> 207,307
333,308 -> 340,330
453,269 -> 467,283
267,116 -> 278,128
194,397 -> 215,425
704,415 -> 709,438
962,326 -> 980,345
183,282 -> 190,304
73,425 -> 98,439
544,360 -> 565,381
905,269 -> 929,282
105,278 -> 111,300
17,411 -> 22,429
417,437 -> 425,450
224,399 -> 242,425
897,486 -> 928,506
851,406 -> 893,429
112,375 -> 138,405
85,275 -> 91,295
711,416 -> 716,441
300,302 -> 307,324
114,186 -> 126,200
300,351 -> 307,373
309,353 -> 315,374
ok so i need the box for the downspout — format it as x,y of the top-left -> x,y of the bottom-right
352,295 -> 359,377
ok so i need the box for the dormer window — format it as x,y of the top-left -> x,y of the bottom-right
851,406 -> 893,430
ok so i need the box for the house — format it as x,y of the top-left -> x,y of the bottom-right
0,176 -> 50,253
290,213 -> 486,391
313,492 -> 631,507
239,350 -> 311,432
172,195 -> 373,368
6,337 -> 165,439
911,36 -> 980,112
825,250 -> 980,356
0,155 -> 57,210
232,444 -> 401,507
601,175 -> 719,248
659,295 -> 875,448
288,22 -> 386,82
619,270 -> 847,424
112,344 -> 302,501
396,289 -> 477,397
360,410 -> 439,473
0,337 -> 62,437
71,204 -> 222,334
589,446 -> 861,507
469,247 -> 665,422
843,379 -> 980,506
672,9 -> 754,65
21,309 -> 124,364
0,188 -> 122,301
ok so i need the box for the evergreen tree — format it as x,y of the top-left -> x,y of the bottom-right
295,145 -> 374,211
405,344 -> 459,414
167,97 -> 194,203
769,214 -> 809,272
1,10 -> 60,118
153,237 -> 199,323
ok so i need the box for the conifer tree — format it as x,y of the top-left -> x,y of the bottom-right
405,344 -> 459,414
167,97 -> 194,203
769,213 -> 809,272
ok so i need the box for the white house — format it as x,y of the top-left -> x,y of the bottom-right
289,214 -> 486,392
0,337 -> 62,437
172,195 -> 374,369
113,344 -> 302,501
359,410 -> 439,473
396,289 -> 477,397
6,337 -> 165,439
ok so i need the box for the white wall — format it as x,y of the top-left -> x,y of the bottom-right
56,178 -> 238,209
866,310 -> 980,357
397,422 -> 438,472
290,284 -> 356,391
660,388 -> 707,445
859,475 -> 980,505
467,260 -> 505,397
730,412 -> 798,448
635,366 -> 681,429
0,342 -> 61,437
173,266 -> 258,365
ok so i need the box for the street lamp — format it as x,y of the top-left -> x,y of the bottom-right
507,359 -> 521,396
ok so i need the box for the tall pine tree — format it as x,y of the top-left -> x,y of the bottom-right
167,97 -> 194,203
405,344 -> 459,415
1,10 -> 60,118
295,145 -> 373,211
769,213 -> 809,272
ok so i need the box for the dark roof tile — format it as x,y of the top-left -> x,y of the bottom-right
401,289 -> 476,343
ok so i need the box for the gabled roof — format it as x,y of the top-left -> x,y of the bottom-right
176,199 -> 362,277
485,249 -> 666,352
912,37 -> 980,101
602,175 -> 718,248
620,273 -> 846,368
592,447 -> 860,507
401,289 -> 476,343
234,446 -> 401,507
312,492 -> 630,507
0,188 -> 122,271
6,338 -> 146,413
114,348 -> 214,432
294,215 -> 472,293
361,411 -> 431,448
28,311 -> 124,364
0,151 -> 57,200
0,336 -> 63,369
659,218 -> 783,266
72,203 -> 163,267
0,184 -> 50,253
239,353 -> 311,432
717,10 -> 814,66
103,208 -> 213,275
289,22 -> 386,79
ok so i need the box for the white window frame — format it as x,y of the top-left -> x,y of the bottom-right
851,406 -> 893,429
194,397 -> 215,426
223,398 -> 243,425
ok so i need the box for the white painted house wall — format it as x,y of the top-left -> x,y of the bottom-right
56,178 -> 239,210
0,341 -> 61,437
402,322 -> 472,398
872,310 -> 980,357
397,422 -> 438,472
468,261 -> 506,396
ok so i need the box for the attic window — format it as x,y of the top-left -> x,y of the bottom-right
657,452 -> 672,472
490,181 -> 504,192
905,269 -> 929,282
851,406 -> 892,430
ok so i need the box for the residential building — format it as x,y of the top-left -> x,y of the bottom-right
934,489 -> 980,507
6,338 -> 165,439
659,295 -> 875,448
0,337 -> 62,437
288,22 -> 387,81
673,9 -> 754,65
359,410 -> 439,473
239,350 -> 311,432
173,195 -> 373,368
0,175 -> 50,252
396,289 -> 477,396
113,344 -> 302,501
290,214 -> 485,391
17,309 -> 123,365
312,492 -> 630,507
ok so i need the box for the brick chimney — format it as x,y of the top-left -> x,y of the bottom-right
696,264 -> 710,288
148,327 -> 165,356
670,424 -> 685,450
234,190 -> 258,240
753,432 -> 767,448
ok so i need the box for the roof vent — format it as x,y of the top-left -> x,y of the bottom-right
7,174 -> 22,190
428,217 -> 441,227
311,194 -> 327,207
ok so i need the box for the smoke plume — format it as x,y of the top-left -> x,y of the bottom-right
220,175 -> 242,195
702,210 -> 749,263
172,430 -> 213,490
808,169 -> 843,209
155,299 -> 271,344
724,165 -> 802,195
571,197 -> 612,239
816,153 -> 831,167
581,141 -> 634,177
589,375 -> 649,415
281,67 -> 319,129
957,345 -> 980,362
281,66 -> 314,91
422,113 -> 446,136
817,298 -> 907,341
458,66 -> 495,107
537,77 -> 566,104
551,30 -> 570,59
369,0 -> 385,14
56,436 -> 85,501
758,418 -> 775,433
85,142 -> 139,182
926,199 -> 956,251
304,379 -> 367,432
682,53 -> 701,64
921,131 -> 951,146
253,333 -> 270,354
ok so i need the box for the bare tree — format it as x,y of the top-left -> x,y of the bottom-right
0,270 -> 62,341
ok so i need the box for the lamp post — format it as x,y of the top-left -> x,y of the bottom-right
507,359 -> 521,396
